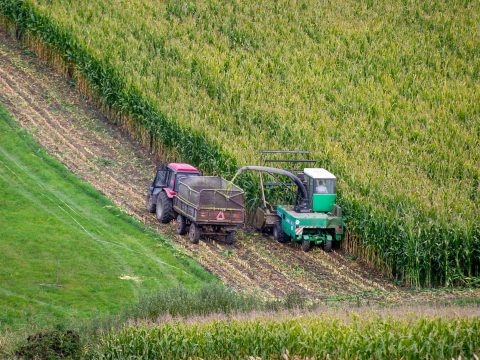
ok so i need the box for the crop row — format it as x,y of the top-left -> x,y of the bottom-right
0,0 -> 478,286
92,314 -> 480,359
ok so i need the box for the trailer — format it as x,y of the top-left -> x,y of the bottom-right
173,176 -> 245,244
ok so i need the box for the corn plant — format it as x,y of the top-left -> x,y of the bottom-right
92,314 -> 480,359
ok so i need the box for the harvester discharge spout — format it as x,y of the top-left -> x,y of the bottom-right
233,165 -> 309,212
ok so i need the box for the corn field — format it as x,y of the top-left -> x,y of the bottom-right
92,313 -> 480,359
0,0 -> 479,286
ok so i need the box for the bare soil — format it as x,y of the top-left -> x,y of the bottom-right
1,29 -> 478,304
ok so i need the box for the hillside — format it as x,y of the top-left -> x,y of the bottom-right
0,104 -> 213,331
0,0 -> 479,286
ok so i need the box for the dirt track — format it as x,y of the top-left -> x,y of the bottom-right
2,29 -> 476,303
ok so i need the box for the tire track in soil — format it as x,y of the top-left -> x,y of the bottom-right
0,30 -> 398,301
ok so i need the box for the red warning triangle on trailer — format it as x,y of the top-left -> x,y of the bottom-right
216,211 -> 225,221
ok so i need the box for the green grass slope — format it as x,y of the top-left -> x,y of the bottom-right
0,0 -> 478,286
0,104 -> 213,331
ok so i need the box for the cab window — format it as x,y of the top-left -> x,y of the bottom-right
168,171 -> 175,189
176,173 -> 200,191
154,170 -> 168,187
306,175 -> 314,198
313,179 -> 336,194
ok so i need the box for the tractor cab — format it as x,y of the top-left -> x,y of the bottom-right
304,168 -> 336,213
146,163 -> 201,223
152,163 -> 201,196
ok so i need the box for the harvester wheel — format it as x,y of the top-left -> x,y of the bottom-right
156,191 -> 174,224
324,239 -> 333,252
225,231 -> 236,245
273,221 -> 288,243
189,223 -> 201,244
176,214 -> 187,235
302,240 -> 311,252
146,193 -> 156,213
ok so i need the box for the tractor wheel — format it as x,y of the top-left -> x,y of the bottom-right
156,191 -> 174,224
225,231 -> 236,245
189,223 -> 201,244
176,214 -> 187,235
324,239 -> 333,252
273,221 -> 288,243
302,240 -> 311,252
146,193 -> 156,213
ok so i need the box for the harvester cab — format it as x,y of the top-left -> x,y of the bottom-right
304,168 -> 340,215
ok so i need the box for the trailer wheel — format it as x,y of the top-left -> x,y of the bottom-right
156,191 -> 174,224
302,240 -> 311,252
146,192 -> 156,213
273,221 -> 288,243
324,239 -> 333,252
189,223 -> 201,244
225,231 -> 236,245
176,214 -> 187,235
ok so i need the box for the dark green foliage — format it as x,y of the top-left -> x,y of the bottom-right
134,284 -> 313,318
15,328 -> 80,360
128,284 -> 263,318
82,283 -> 303,335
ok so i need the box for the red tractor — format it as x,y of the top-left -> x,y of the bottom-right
146,163 -> 201,223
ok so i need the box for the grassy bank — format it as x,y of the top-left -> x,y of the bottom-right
0,103 -> 214,334
0,0 -> 479,286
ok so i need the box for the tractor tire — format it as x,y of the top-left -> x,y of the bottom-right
324,239 -> 333,252
189,223 -> 201,244
225,231 -> 236,245
176,214 -> 187,235
146,193 -> 156,213
273,221 -> 288,243
302,240 -> 311,252
156,191 -> 174,224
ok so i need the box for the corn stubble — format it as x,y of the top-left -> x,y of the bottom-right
0,0 -> 479,286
